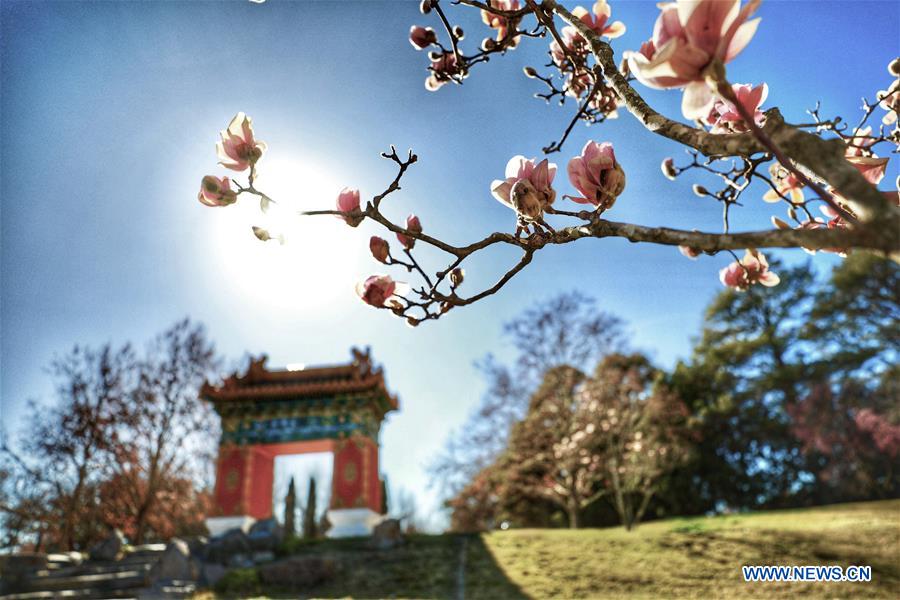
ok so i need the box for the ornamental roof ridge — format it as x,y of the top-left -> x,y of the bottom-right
199,346 -> 398,412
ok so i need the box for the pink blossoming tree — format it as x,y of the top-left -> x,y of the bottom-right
195,0 -> 899,325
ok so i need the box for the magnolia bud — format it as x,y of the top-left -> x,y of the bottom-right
661,158 -> 677,181
787,206 -> 798,221
370,236 -> 390,263
406,316 -> 420,328
692,184 -> 709,197
889,57 -> 900,77
252,226 -> 271,241
482,37 -> 496,51
449,267 -> 465,287
428,50 -> 442,61
454,26 -> 464,40
771,216 -> 790,230
523,66 -> 538,78
420,0 -> 432,14
397,214 -> 423,250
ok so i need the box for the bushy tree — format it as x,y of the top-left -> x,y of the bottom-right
0,320 -> 220,550
108,319 -> 220,544
430,292 -> 624,499
1,344 -> 136,551
581,355 -> 692,530
667,253 -> 899,511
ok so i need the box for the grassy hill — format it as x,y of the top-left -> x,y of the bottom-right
203,499 -> 900,599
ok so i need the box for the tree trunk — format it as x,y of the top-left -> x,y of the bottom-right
567,501 -> 580,529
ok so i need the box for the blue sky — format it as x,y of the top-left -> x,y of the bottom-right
2,0 -> 898,529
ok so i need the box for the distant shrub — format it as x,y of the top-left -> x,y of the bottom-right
214,567 -> 261,596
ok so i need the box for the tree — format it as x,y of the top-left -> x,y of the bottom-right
193,0 -> 899,324
676,261 -> 817,508
1,344 -> 136,551
430,292 -> 624,498
302,477 -> 317,539
379,479 -> 389,515
581,354 -> 692,530
667,253 -> 899,511
0,320 -> 220,550
390,485 -> 433,533
105,319 -> 220,544
284,477 -> 296,537
505,366 -> 601,528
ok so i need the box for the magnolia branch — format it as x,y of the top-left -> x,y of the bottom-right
284,148 -> 898,320
544,0 -> 898,234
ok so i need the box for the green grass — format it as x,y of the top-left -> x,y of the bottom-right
198,499 -> 900,599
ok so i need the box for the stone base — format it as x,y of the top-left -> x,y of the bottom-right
326,508 -> 381,538
206,516 -> 255,537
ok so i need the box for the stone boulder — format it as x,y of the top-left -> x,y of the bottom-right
150,538 -> 197,582
204,528 -> 251,564
258,556 -> 336,589
89,529 -> 126,561
200,562 -> 228,588
370,518 -> 404,549
247,517 -> 284,552
0,553 -> 49,593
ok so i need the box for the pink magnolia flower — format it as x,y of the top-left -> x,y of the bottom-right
356,275 -> 402,308
846,155 -> 889,185
574,1 -> 626,38
197,175 -> 238,207
409,25 -> 436,50
481,0 -> 521,47
491,156 -> 557,221
397,214 -> 422,250
563,73 -> 619,118
719,249 -> 779,291
762,162 -> 804,204
624,0 -> 762,119
566,141 -> 626,209
425,52 -> 462,91
844,126 -> 876,157
370,236 -> 390,263
550,1 -> 625,65
877,79 -> 899,125
336,187 -> 363,227
855,408 -> 900,457
703,83 -> 767,133
216,112 -> 267,172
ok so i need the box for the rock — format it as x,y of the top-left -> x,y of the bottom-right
185,535 -> 208,558
370,518 -> 404,549
0,553 -> 48,593
200,562 -> 228,588
150,538 -> 196,582
205,528 -> 250,564
227,553 -> 255,569
247,517 -> 284,552
89,529 -> 126,561
258,556 -> 335,589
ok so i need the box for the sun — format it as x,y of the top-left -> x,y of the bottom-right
210,155 -> 368,312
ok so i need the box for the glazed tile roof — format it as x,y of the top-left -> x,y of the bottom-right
200,347 -> 398,411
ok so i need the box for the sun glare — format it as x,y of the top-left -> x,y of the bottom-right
211,155 -> 368,312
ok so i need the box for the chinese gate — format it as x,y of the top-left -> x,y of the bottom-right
201,348 -> 398,537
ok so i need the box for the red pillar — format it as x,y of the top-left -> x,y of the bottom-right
213,445 -> 275,519
331,436 -> 381,512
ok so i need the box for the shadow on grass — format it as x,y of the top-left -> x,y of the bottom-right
214,533 -> 527,599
